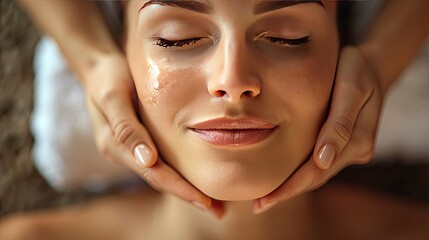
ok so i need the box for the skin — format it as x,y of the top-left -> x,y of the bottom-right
17,0 -> 429,215
2,2 -> 429,239
256,0 -> 429,213
2,183 -> 429,239
125,0 -> 338,201
18,0 -> 213,210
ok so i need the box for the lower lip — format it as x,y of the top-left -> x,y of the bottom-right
190,128 -> 276,146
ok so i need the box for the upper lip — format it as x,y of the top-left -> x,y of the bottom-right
189,117 -> 277,130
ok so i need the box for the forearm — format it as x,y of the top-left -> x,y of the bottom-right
17,0 -> 121,83
359,0 -> 429,95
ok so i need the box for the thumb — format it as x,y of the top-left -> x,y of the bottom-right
103,89 -> 158,168
314,46 -> 373,169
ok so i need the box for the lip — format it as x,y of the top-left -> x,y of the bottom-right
189,118 -> 277,146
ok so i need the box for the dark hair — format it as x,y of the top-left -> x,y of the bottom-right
337,1 -> 358,46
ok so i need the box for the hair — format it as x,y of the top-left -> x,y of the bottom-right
337,1 -> 358,46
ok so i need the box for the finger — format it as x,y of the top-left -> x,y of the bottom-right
138,159 -> 213,210
88,100 -> 214,211
253,159 -> 328,214
342,82 -> 381,165
314,46 -> 374,169
96,86 -> 159,168
254,149 -> 352,214
208,199 -> 225,219
87,96 -> 131,164
254,86 -> 382,214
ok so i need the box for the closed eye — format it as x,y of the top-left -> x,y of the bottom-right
265,36 -> 310,46
153,36 -> 310,49
254,31 -> 311,47
154,37 -> 206,48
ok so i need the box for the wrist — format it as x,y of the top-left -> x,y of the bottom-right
77,51 -> 132,94
65,43 -> 124,85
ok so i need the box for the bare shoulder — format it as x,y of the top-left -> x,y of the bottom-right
0,188 -> 161,240
314,183 -> 429,240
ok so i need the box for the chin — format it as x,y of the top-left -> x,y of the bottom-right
195,175 -> 285,201
181,159 -> 292,201
152,126 -> 317,201
200,183 -> 281,201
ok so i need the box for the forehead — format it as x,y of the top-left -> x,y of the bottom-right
138,0 -> 325,14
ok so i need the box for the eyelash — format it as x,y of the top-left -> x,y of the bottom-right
154,36 -> 310,48
264,36 -> 310,46
154,37 -> 204,48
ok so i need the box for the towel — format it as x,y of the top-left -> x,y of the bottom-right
31,38 -> 135,192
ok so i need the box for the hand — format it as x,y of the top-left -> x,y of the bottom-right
253,46 -> 383,214
82,53 -> 223,218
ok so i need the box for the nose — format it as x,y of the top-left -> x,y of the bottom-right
207,38 -> 261,102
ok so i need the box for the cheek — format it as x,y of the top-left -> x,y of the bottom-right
267,55 -> 335,119
136,67 -> 203,110
284,40 -> 337,115
126,36 -> 207,144
131,60 -> 205,134
264,44 -> 338,156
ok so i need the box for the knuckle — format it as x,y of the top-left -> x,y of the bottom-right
349,132 -> 375,165
354,144 -> 374,165
99,146 -> 118,165
351,76 -> 372,99
96,136 -> 110,156
113,119 -> 135,146
98,143 -> 111,159
333,117 -> 353,144
95,131 -> 117,163
354,156 -> 371,165
337,69 -> 373,102
97,87 -> 120,104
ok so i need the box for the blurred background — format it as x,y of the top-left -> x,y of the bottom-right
0,0 -> 93,217
1,0 -> 428,218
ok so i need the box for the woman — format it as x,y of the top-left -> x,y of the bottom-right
2,1 -> 428,239
126,0 -> 340,202
16,0 -> 429,214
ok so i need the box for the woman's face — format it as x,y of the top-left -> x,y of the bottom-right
125,0 -> 339,201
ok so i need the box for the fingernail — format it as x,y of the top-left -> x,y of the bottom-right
134,144 -> 153,167
318,144 -> 336,169
192,201 -> 207,211
254,201 -> 277,215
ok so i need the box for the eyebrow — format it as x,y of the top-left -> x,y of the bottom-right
254,0 -> 324,15
140,0 -> 213,14
140,0 -> 324,15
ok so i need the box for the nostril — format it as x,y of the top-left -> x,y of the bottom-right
243,90 -> 260,97
213,90 -> 227,97
243,91 -> 253,97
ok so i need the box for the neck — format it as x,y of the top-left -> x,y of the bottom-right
151,193 -> 318,240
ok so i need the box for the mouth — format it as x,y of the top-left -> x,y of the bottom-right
188,118 -> 278,146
